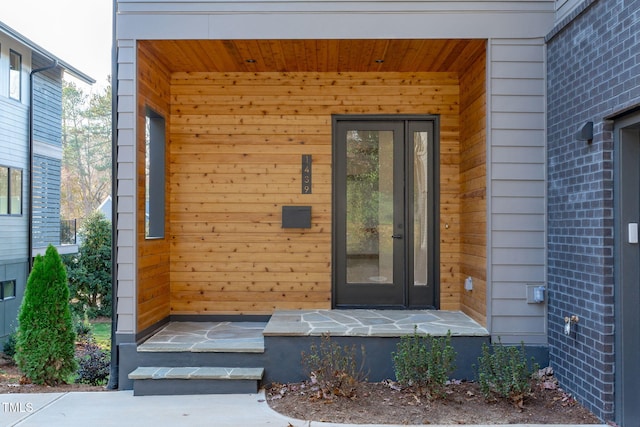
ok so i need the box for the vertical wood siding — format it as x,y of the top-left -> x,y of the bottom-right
136,42 -> 172,331
460,49 -> 487,325
167,71 -> 467,315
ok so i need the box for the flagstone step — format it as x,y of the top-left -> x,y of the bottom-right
137,321 -> 266,353
128,366 -> 264,396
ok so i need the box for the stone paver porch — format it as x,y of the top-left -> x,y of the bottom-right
264,309 -> 488,337
128,310 -> 489,394
138,309 -> 488,352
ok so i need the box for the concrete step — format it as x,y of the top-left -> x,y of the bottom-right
128,366 -> 264,396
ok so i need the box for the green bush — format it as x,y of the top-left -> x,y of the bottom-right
301,334 -> 367,399
75,342 -> 110,386
73,313 -> 93,341
15,245 -> 78,385
64,212 -> 112,319
2,329 -> 17,359
392,329 -> 456,399
475,339 -> 538,406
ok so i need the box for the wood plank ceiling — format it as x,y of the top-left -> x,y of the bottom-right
140,39 -> 485,73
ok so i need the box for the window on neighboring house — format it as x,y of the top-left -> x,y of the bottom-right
0,166 -> 22,215
1,280 -> 16,301
9,50 -> 22,101
145,107 -> 165,239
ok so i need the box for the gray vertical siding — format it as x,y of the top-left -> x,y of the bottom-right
32,53 -> 63,147
0,261 -> 28,341
32,154 -> 61,248
31,53 -> 64,250
115,38 -> 137,335
0,40 -> 30,344
0,96 -> 29,261
489,38 -> 548,345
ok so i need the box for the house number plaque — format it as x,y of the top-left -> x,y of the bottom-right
302,154 -> 312,194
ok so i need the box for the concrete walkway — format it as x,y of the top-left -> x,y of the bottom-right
0,390 -> 607,427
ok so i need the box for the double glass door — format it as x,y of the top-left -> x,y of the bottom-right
333,117 -> 437,308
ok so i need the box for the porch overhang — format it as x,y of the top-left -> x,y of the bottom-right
140,39 -> 485,73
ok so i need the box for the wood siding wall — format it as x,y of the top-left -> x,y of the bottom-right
167,71 -> 467,315
459,50 -> 487,324
136,42 -> 172,331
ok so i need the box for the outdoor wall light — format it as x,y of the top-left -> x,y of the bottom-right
577,121 -> 593,143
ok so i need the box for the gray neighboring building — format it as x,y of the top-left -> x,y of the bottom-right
546,0 -> 640,424
0,22 -> 93,343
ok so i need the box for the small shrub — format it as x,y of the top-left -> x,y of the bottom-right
301,334 -> 367,399
15,245 -> 77,386
73,313 -> 93,341
2,330 -> 17,359
64,212 -> 112,319
392,329 -> 456,399
75,342 -> 110,386
475,339 -> 538,407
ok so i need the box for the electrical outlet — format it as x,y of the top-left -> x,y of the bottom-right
527,284 -> 546,304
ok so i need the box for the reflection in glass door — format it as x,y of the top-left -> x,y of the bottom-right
413,128 -> 429,287
334,117 -> 437,308
346,129 -> 395,286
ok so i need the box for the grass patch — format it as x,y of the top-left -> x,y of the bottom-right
90,321 -> 111,351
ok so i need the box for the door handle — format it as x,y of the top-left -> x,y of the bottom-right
391,234 -> 403,239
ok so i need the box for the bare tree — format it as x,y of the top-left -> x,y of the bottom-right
61,80 -> 111,223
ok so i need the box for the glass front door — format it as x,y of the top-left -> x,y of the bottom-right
334,117 -> 437,308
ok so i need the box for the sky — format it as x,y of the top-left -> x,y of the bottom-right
2,0 -> 112,91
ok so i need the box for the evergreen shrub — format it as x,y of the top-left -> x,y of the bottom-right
392,328 -> 456,399
64,212 -> 112,318
15,245 -> 77,385
475,339 -> 538,407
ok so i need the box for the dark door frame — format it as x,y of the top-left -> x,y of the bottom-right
613,110 -> 640,426
331,114 -> 440,309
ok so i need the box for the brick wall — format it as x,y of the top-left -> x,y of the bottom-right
546,0 -> 640,421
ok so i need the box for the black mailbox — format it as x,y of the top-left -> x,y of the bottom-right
282,206 -> 312,228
